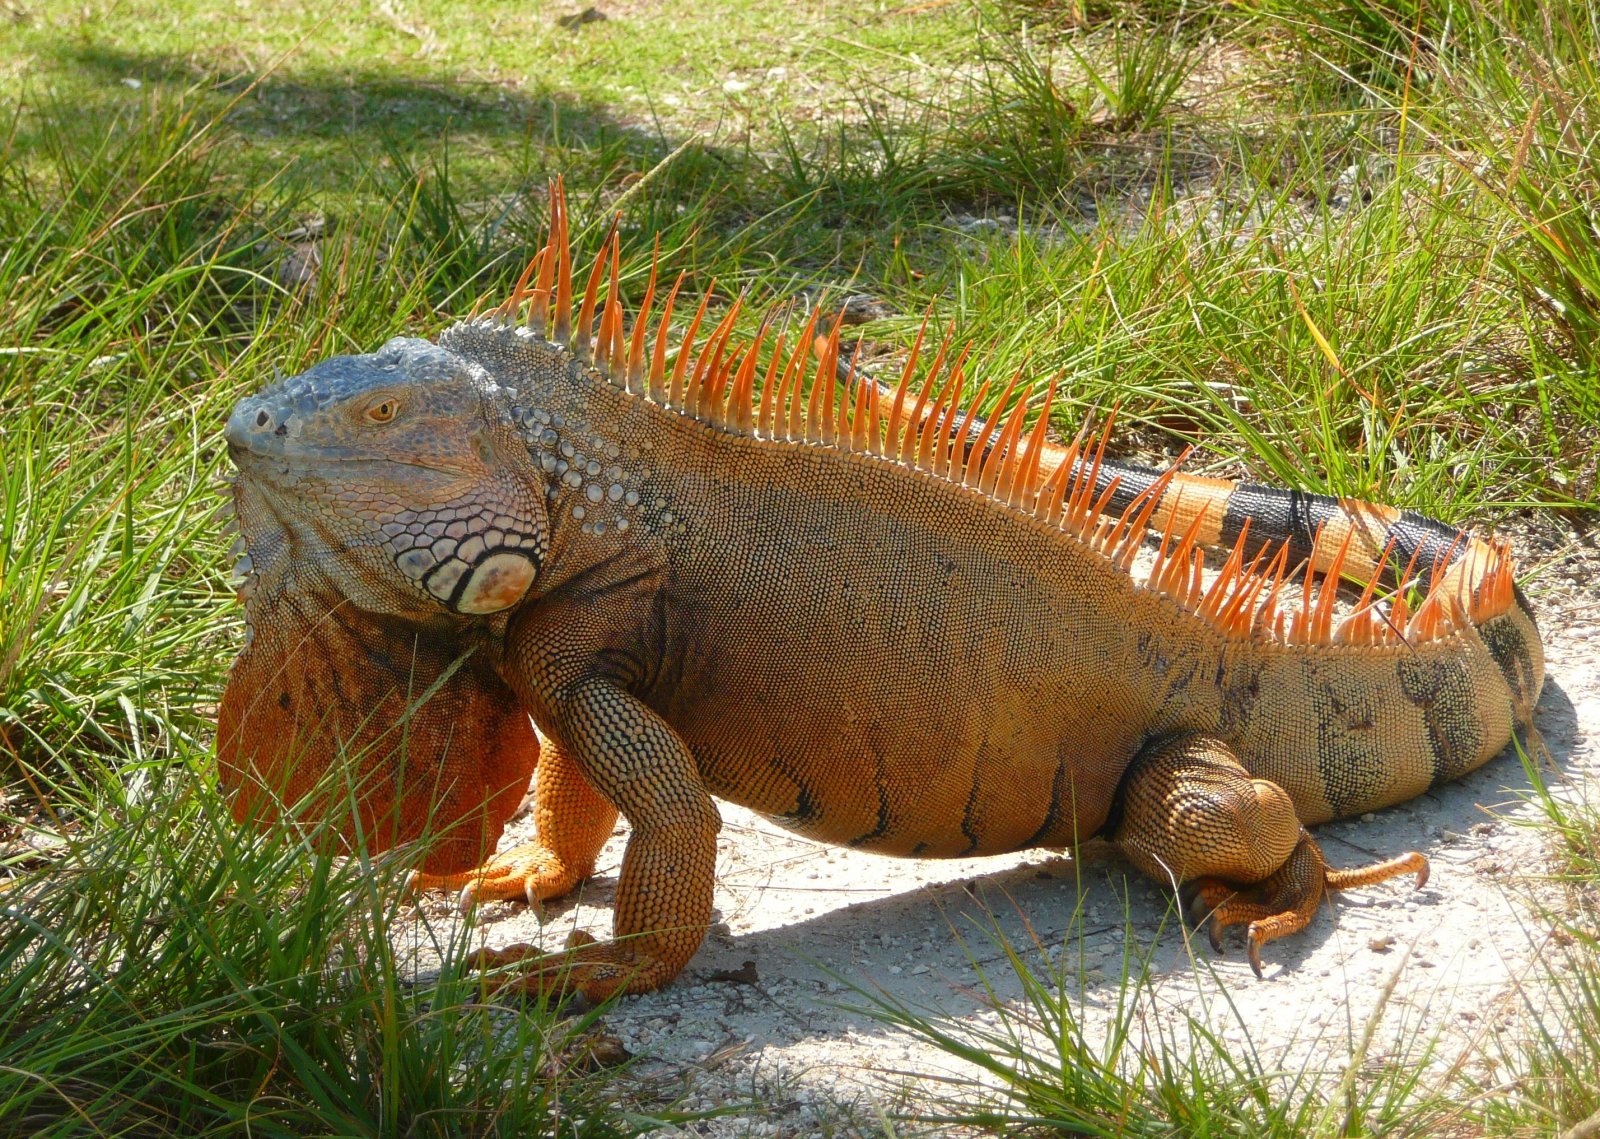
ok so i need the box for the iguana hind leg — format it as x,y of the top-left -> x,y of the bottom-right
1110,734 -> 1428,977
410,736 -> 619,911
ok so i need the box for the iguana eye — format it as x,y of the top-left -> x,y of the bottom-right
366,398 -> 400,424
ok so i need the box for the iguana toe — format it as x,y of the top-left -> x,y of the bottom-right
469,931 -> 673,1002
1326,850 -> 1430,893
409,839 -> 589,912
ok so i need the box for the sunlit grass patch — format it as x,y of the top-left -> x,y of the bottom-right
0,746 -> 643,1137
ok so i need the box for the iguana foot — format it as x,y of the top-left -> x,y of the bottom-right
1188,833 -> 1429,977
410,733 -> 623,911
409,839 -> 591,912
471,930 -> 680,1002
1112,734 -> 1429,977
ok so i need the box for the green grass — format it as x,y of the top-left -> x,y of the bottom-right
1466,746 -> 1600,1137
845,896 -> 1447,1137
2,0 -> 1598,1132
0,760 -> 645,1136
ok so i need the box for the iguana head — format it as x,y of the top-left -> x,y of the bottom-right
225,336 -> 548,620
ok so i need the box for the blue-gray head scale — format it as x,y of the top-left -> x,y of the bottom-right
225,337 -> 548,619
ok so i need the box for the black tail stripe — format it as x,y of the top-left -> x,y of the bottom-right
1218,483 -> 1325,569
1220,483 -> 1470,590
1388,510 -> 1474,588
1090,459 -> 1166,517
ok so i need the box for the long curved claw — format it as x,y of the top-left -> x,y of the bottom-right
1179,877 -> 1242,951
1196,894 -> 1281,961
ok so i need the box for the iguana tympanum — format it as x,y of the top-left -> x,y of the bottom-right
217,183 -> 1544,997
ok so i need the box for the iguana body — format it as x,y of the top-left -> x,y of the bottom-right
218,186 -> 1544,995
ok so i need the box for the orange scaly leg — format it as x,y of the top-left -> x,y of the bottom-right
473,662 -> 721,1001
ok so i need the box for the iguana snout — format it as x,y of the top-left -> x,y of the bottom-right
226,337 -> 549,618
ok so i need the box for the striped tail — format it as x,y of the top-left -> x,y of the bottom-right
867,368 -> 1519,606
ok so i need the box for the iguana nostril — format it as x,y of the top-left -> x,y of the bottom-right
256,410 -> 271,428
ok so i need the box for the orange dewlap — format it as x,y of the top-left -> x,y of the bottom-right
217,591 -> 538,876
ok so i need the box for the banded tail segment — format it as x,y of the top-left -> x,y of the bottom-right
478,179 -> 1526,658
872,369 -> 1507,603
1055,453 -> 1529,653
871,370 -> 1529,648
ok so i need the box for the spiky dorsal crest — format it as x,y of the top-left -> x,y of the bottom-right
482,179 -> 1520,651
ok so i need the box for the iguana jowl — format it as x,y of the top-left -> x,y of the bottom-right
218,183 -> 1545,996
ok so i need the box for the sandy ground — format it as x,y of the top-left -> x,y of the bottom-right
401,521 -> 1600,1136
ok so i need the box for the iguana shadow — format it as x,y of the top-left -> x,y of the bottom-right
434,676 -> 1580,1061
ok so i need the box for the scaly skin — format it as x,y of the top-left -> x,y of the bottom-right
218,192 -> 1544,995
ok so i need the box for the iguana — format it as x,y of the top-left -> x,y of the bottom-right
217,182 -> 1545,998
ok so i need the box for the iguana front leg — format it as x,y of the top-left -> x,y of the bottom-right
409,736 -> 618,910
1110,734 -> 1428,977
417,562 -> 716,1000
474,672 -> 719,1000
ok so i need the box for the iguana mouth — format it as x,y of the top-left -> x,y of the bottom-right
226,443 -> 469,480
